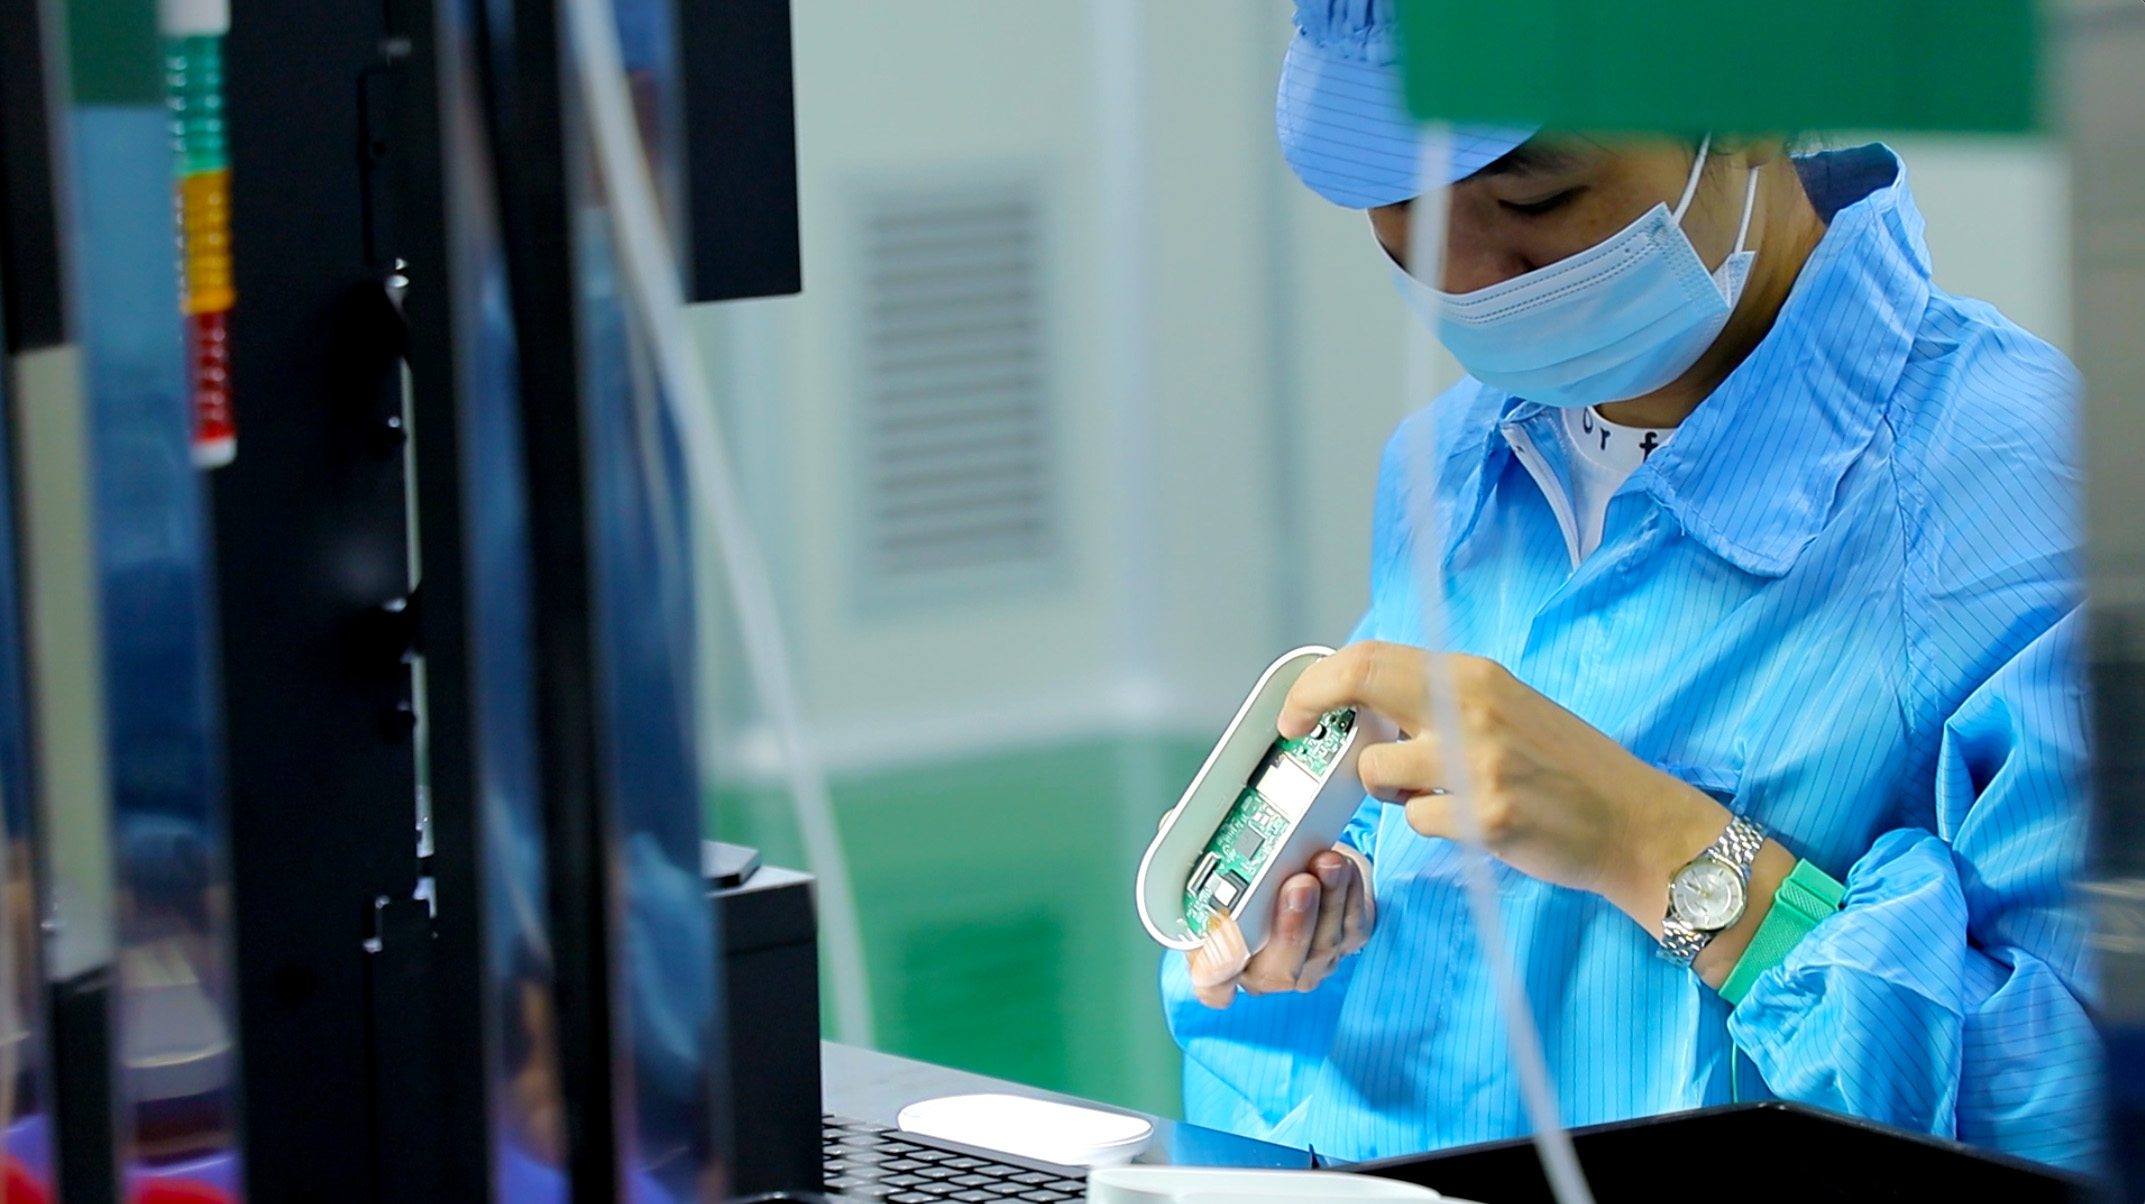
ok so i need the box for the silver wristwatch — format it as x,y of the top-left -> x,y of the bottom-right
1658,814 -> 1766,968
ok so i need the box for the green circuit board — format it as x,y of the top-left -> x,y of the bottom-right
1278,706 -> 1355,777
1183,707 -> 1355,938
1182,785 -> 1288,937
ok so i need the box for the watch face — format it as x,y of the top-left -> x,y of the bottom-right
1671,859 -> 1746,931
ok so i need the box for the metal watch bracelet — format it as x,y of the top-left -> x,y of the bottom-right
1659,814 -> 1767,968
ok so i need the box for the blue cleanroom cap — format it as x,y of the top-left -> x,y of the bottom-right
1277,0 -> 1536,208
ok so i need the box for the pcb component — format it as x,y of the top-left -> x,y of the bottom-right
1182,707 -> 1356,938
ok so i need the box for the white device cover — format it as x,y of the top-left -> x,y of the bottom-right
896,1093 -> 1154,1167
1086,1166 -> 1461,1203
1135,646 -> 1375,953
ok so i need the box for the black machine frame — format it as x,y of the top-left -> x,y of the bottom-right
0,1 -> 118,1199
1355,1100 -> 2090,1204
213,0 -> 433,1196
197,0 -> 800,1199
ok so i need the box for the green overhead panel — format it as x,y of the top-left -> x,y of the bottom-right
1397,0 -> 2041,134
66,0 -> 163,105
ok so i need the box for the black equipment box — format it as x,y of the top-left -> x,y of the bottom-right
710,843 -> 823,1197
1353,1100 -> 2089,1204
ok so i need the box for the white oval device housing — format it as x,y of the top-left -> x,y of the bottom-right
1135,646 -> 1371,954
895,1093 -> 1152,1167
1087,1166 -> 1452,1202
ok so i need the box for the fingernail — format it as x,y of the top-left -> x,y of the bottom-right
1286,884 -> 1315,913
1317,861 -> 1343,887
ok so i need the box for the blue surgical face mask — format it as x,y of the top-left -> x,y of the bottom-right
1395,136 -> 1761,409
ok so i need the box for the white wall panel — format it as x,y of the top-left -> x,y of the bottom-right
690,2 -> 2087,777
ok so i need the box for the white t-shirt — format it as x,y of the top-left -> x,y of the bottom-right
1556,405 -> 1675,561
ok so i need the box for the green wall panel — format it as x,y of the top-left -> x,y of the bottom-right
715,735 -> 1209,1117
1399,0 -> 2040,133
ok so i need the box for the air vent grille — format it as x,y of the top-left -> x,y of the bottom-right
858,184 -> 1056,595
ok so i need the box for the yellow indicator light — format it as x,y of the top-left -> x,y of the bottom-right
178,169 -> 235,314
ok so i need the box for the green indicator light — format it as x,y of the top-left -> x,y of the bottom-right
165,36 -> 228,176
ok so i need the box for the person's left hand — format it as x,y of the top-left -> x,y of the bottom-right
1278,641 -> 1730,937
1183,845 -> 1374,1009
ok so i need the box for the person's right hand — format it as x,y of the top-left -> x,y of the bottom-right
1185,845 -> 1374,1009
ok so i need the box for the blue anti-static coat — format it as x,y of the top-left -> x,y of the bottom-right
1162,145 -> 2100,1171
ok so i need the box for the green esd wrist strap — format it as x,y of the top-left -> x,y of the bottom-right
1720,858 -> 1846,1007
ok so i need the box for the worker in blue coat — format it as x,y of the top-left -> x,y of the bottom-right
1163,0 -> 2100,1172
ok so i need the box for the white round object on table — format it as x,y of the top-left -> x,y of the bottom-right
1087,1166 -> 1456,1203
895,1093 -> 1154,1168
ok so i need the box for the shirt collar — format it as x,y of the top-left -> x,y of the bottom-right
1481,143 -> 1931,578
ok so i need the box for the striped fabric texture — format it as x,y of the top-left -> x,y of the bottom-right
1162,144 -> 2101,1172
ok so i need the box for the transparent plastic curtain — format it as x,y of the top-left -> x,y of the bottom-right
560,0 -> 727,1194
429,0 -> 572,1191
66,23 -> 246,1200
562,0 -> 875,1059
1404,126 -> 1594,1204
0,276 -> 55,1201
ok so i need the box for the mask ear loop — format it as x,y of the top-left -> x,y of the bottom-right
1670,131 -> 1716,223
1732,165 -> 1760,255
1408,123 -> 1599,1204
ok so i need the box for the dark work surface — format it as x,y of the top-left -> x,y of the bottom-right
2109,1023 -> 2145,1203
820,1042 -> 1309,1172
1353,1100 -> 2091,1204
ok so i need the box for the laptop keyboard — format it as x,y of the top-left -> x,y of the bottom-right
822,1114 -> 1091,1203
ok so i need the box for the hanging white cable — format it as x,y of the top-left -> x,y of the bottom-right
561,0 -> 874,1046
1092,0 -> 1164,714
1406,125 -> 1595,1204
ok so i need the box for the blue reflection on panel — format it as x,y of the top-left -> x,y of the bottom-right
611,0 -> 682,228
465,201 -> 566,1204
571,0 -> 721,1189
436,0 -> 573,1197
72,104 -> 242,1197
576,205 -> 718,1204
